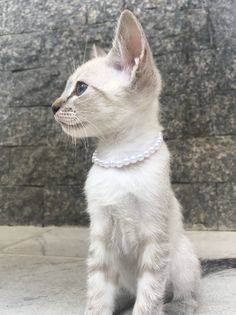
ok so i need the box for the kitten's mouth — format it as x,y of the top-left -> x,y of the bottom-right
59,121 -> 88,129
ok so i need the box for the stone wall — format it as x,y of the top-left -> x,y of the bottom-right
0,0 -> 235,229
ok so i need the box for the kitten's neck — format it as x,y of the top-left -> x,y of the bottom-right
96,114 -> 162,162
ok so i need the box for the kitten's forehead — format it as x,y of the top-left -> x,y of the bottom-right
70,58 -> 130,91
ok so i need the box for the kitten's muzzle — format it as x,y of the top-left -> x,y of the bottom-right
51,97 -> 65,115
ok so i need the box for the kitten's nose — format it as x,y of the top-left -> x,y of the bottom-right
52,105 -> 60,115
51,98 -> 64,115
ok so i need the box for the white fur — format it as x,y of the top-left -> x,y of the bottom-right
52,10 -> 200,315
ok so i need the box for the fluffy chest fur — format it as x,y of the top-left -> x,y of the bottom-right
85,143 -> 171,256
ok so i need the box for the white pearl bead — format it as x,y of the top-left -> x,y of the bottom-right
149,146 -> 155,154
130,156 -> 136,164
123,158 -> 130,165
98,160 -> 104,166
144,150 -> 150,157
138,154 -> 144,161
104,161 -> 110,168
110,161 -> 115,167
116,161 -> 123,168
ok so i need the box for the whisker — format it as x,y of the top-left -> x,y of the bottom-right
82,37 -> 88,65
68,115 -> 87,151
77,115 -> 105,142
72,56 -> 76,72
69,120 -> 73,146
73,116 -> 89,155
77,48 -> 82,66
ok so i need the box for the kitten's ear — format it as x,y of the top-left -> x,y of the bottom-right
93,44 -> 107,58
108,10 -> 155,84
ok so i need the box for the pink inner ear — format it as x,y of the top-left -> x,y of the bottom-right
111,11 -> 145,71
120,22 -> 143,68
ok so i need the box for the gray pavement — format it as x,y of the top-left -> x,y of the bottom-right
0,226 -> 235,315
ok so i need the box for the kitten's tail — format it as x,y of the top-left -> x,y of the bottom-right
201,258 -> 236,276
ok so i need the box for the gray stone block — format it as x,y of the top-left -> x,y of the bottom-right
184,93 -> 215,137
185,8 -> 211,51
0,0 -> 86,35
87,0 -> 124,24
0,187 -> 8,224
168,136 -> 236,183
44,144 -> 93,186
188,49 -> 216,78
208,0 -> 236,49
9,68 -> 64,107
173,183 -> 218,230
44,185 -> 89,226
0,24 -> 116,73
217,182 -> 236,230
157,52 -> 190,95
0,107 -> 48,146
160,94 -> 188,139
216,48 -> 236,91
0,71 -> 12,108
0,33 -> 44,71
161,89 -> 236,141
43,29 -> 88,69
8,144 -> 94,186
187,0 -> 208,9
9,147 -> 49,186
0,186 -> 44,225
211,94 -> 236,135
124,0 -> 187,16
0,148 -> 9,185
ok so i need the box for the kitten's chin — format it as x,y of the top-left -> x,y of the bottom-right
60,123 -> 92,138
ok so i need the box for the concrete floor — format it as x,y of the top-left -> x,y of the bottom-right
0,226 -> 235,315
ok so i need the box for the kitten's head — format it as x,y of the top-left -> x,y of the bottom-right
52,10 -> 162,139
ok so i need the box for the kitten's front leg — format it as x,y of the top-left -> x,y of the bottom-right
132,236 -> 169,315
85,223 -> 118,315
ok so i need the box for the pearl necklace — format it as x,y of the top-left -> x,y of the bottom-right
92,132 -> 163,168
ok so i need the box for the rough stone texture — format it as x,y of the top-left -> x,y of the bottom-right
0,186 -> 44,225
0,148 -> 9,185
168,137 -> 236,183
173,183 -> 218,230
0,108 -> 48,146
44,186 -> 89,226
0,0 -> 235,229
217,183 -> 236,231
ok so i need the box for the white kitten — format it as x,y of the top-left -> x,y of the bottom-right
52,10 -> 200,315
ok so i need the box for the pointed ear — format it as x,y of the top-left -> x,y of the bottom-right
108,10 -> 155,83
93,44 -> 107,58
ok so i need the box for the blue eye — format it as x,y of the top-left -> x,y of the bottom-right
76,81 -> 88,96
